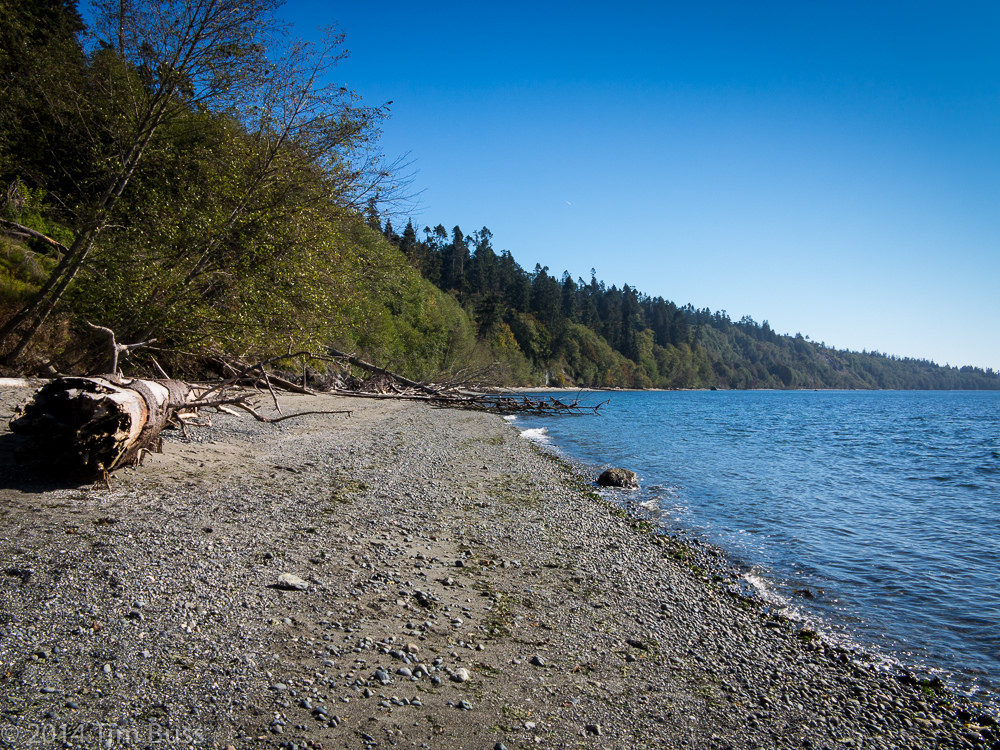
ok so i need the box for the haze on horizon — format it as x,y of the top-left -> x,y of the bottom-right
286,0 -> 1000,372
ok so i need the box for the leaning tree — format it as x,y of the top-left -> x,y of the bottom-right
0,0 -> 401,364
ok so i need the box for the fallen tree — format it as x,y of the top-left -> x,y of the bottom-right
7,342 -> 603,479
211,349 -> 609,415
9,375 -> 351,478
10,376 -> 198,476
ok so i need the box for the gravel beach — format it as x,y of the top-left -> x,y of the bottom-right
0,386 -> 995,750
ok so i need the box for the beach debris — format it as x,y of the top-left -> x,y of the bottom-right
8,333 -> 353,479
225,347 -> 608,415
597,467 -> 639,488
10,375 -> 197,477
8,333 -> 599,479
9,374 -> 349,478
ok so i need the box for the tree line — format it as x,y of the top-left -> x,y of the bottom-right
383,219 -> 1000,390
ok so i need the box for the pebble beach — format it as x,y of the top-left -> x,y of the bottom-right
0,387 -> 995,750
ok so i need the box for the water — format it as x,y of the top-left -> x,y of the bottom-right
513,390 -> 1000,711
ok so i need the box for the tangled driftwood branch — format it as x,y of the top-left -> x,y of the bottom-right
86,322 -> 155,375
271,349 -> 607,415
317,352 -> 606,414
8,334 -> 604,478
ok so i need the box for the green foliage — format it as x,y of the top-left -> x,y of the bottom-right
391,221 -> 1000,390
0,236 -> 55,307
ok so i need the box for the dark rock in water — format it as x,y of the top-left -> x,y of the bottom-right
597,468 -> 638,488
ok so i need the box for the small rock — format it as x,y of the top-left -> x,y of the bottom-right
451,668 -> 470,683
585,723 -> 602,736
275,573 -> 309,591
458,699 -> 473,710
529,655 -> 546,667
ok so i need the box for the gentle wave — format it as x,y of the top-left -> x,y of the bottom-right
519,426 -> 550,443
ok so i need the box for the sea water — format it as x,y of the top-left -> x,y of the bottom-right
512,390 -> 1000,711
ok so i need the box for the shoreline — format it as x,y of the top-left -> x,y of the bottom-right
512,392 -> 1000,722
0,387 -> 995,749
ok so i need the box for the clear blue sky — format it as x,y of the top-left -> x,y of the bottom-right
285,0 -> 999,371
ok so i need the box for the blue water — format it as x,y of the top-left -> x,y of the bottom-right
513,390 -> 1000,710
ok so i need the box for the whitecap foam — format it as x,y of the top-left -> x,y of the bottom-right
743,572 -> 792,608
519,427 -> 550,443
639,497 -> 660,511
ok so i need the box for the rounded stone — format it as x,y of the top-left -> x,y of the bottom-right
597,467 -> 639,488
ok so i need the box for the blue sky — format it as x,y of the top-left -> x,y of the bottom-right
284,1 -> 999,371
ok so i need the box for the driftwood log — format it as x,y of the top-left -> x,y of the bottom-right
8,374 -> 352,478
9,376 -> 199,476
212,350 -> 607,415
327,347 -> 439,395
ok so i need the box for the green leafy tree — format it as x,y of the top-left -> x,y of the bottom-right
0,0 -> 397,365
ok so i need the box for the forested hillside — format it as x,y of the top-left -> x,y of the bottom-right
1,0 -> 996,390
0,0 -> 492,379
384,220 -> 1000,390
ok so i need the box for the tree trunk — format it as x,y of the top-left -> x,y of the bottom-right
9,376 -> 195,477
